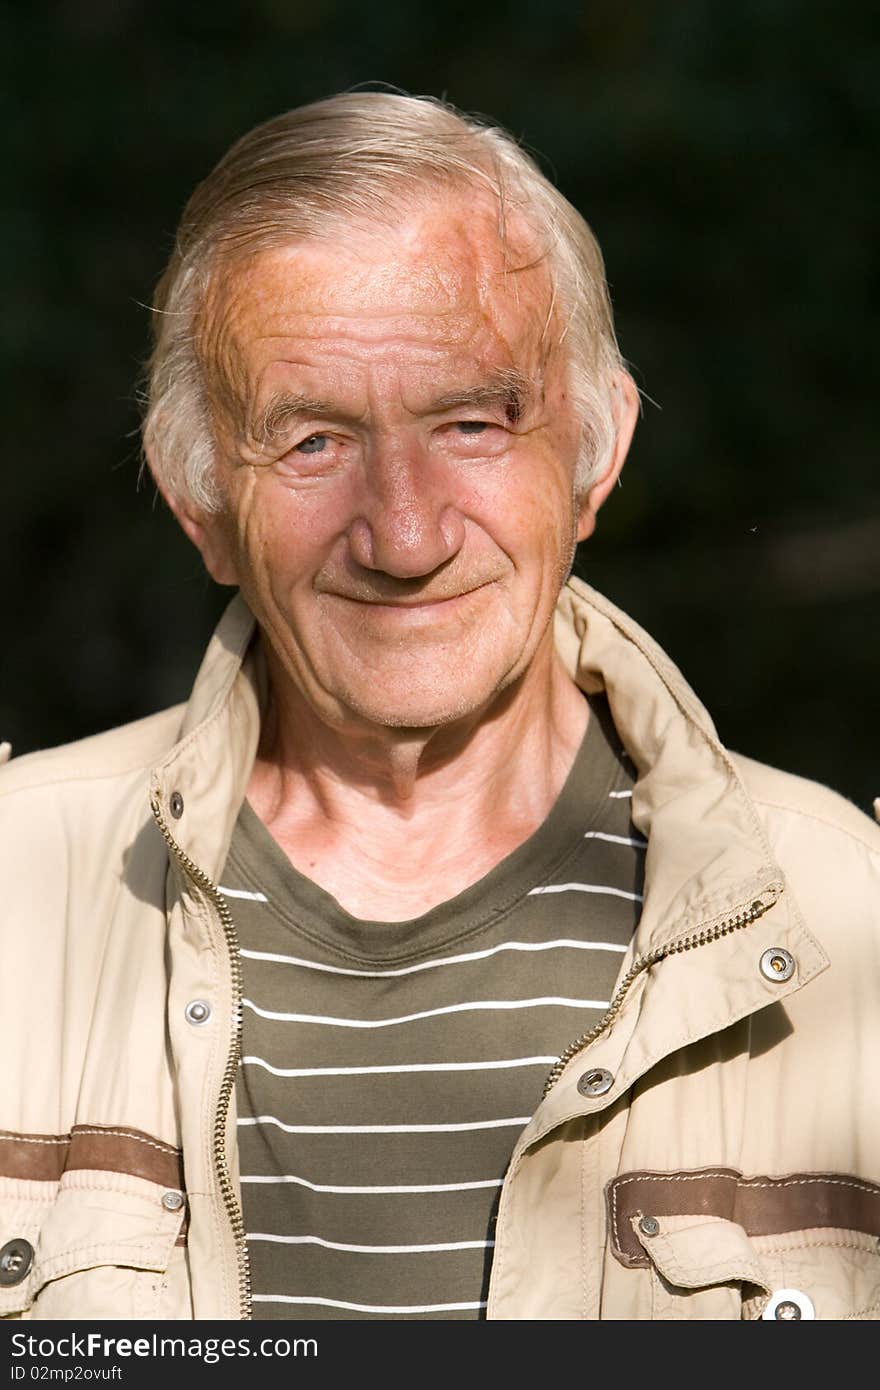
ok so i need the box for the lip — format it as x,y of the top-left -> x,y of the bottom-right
324,581 -> 495,611
356,595 -> 468,610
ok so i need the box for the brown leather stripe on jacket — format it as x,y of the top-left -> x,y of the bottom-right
608,1168 -> 880,1267
0,1125 -> 185,1190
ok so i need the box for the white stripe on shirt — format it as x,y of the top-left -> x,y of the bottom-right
528,883 -> 643,902
251,1294 -> 487,1313
241,1054 -> 558,1078
239,1173 -> 503,1194
242,996 -> 609,1028
583,831 -> 647,848
237,936 -> 628,977
246,1232 -> 494,1254
238,1114 -> 532,1134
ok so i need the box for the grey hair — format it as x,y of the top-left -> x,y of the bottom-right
143,92 -> 625,512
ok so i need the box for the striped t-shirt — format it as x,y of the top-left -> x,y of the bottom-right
221,696 -> 644,1319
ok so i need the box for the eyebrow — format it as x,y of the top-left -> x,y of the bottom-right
250,369 -> 534,445
252,394 -> 347,445
429,371 -> 533,425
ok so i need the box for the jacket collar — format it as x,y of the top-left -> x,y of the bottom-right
150,594 -> 261,883
536,578 -> 828,1134
152,577 -> 813,964
556,577 -> 782,956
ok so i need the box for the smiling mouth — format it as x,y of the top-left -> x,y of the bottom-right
358,594 -> 468,610
327,580 -> 496,609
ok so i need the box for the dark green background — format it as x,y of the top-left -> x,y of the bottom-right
2,1 -> 877,811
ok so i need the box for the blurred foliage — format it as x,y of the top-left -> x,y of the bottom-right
1,0 -> 877,810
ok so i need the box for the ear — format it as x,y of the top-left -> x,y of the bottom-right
145,445 -> 240,586
576,370 -> 640,543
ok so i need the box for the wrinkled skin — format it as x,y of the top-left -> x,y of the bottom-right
156,195 -> 638,916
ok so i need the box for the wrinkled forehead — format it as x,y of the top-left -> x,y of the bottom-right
197,195 -> 562,405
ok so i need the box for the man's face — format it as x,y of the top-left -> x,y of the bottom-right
194,197 -> 594,733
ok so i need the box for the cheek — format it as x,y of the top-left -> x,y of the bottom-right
232,473 -> 348,584
473,459 -> 577,566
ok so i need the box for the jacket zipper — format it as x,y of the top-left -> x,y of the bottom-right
542,885 -> 781,1097
150,791 -> 253,1320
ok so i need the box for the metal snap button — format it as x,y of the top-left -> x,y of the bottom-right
185,999 -> 212,1025
169,791 -> 184,819
161,1191 -> 185,1212
638,1215 -> 660,1238
759,947 -> 796,983
775,1301 -> 801,1320
577,1067 -> 614,1098
0,1238 -> 34,1286
762,1287 -> 815,1320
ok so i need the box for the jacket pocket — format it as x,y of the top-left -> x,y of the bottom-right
631,1214 -> 771,1319
743,1229 -> 880,1321
609,1168 -> 880,1320
1,1175 -> 188,1320
630,1215 -> 880,1320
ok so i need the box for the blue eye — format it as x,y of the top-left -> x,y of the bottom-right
296,433 -> 328,454
456,421 -> 488,435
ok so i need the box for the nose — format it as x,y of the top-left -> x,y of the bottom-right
348,446 -> 465,578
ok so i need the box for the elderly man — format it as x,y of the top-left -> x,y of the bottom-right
1,93 -> 879,1323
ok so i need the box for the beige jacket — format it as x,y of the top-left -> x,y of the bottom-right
2,579 -> 879,1321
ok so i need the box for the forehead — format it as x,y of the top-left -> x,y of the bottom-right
200,197 -> 558,391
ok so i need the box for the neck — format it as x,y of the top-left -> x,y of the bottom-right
246,634 -> 590,919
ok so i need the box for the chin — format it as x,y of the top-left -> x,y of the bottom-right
341,681 -> 494,732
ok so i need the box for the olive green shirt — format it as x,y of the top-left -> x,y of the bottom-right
223,697 -> 643,1319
